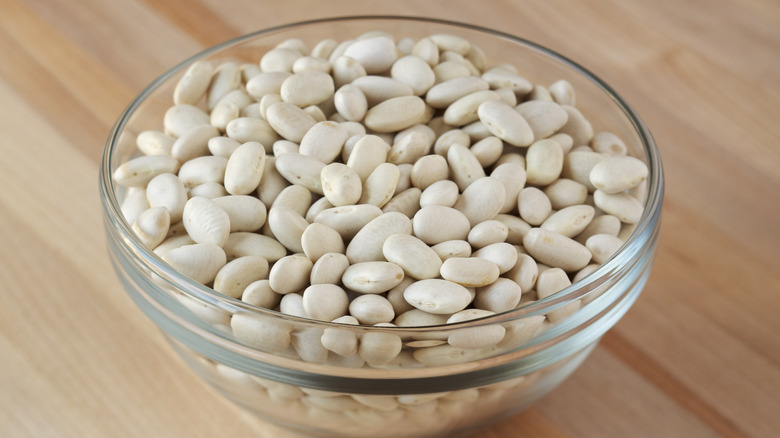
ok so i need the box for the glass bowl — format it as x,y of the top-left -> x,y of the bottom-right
99,16 -> 663,438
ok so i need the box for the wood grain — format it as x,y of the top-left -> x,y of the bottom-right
1,0 -> 778,437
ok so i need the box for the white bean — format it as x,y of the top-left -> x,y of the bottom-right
182,196 -> 231,247
412,206 -> 471,245
517,187 -> 552,226
132,206 -> 170,249
447,143 -> 485,191
474,278 -> 522,313
440,257 -> 500,287
301,222 -> 345,261
213,255 -> 269,298
314,204 -> 383,240
541,205 -> 595,238
137,130 -> 175,156
586,233 -> 624,264
281,70 -> 335,107
270,255 -> 314,295
589,155 -> 649,194
302,284 -> 349,321
310,252 -> 350,285
231,313 -> 292,353
224,141 -> 266,195
333,84 -> 368,122
523,228 -> 592,272
343,36 -> 398,74
164,104 -> 210,138
173,60 -> 213,105
383,234 -> 442,280
446,309 -> 506,349
391,55 -> 435,96
321,162 -> 363,206
242,279 -> 281,309
265,102 -> 317,142
515,100 -> 569,140
477,99 -> 534,147
275,152 -> 326,195
346,212 -> 412,263
342,261 -> 405,294
146,173 -> 187,223
349,294 -> 395,325
419,179 -> 459,208
452,177 -> 506,226
267,205 -> 309,254
364,96 -> 427,133
404,279 -> 473,314
490,163 -> 526,214
299,121 -> 349,164
467,220 -> 509,249
113,155 -> 180,187
223,232 -> 286,262
443,90 -> 501,126
593,190 -> 644,224
162,243 -> 226,284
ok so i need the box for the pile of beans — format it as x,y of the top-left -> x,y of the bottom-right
114,31 -> 648,367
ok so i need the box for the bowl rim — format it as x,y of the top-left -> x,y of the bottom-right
99,14 -> 664,332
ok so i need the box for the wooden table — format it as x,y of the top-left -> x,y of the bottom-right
1,0 -> 778,436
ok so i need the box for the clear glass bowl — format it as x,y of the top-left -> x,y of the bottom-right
99,16 -> 663,438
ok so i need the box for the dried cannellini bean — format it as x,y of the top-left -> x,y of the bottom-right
137,130 -> 175,156
265,102 -> 317,142
349,294 -> 395,325
431,240 -> 472,261
590,131 -> 628,156
359,163 -> 400,207
213,255 -> 269,299
515,100 -> 569,140
146,173 -> 187,223
359,328 -> 402,366
321,162 -> 363,206
525,139 -> 564,186
210,195 -> 267,233
310,252 -> 350,285
301,222 -> 345,261
470,135 -> 504,167
391,55 -> 435,96
543,178 -> 588,209
342,36 -> 397,74
446,309 -> 506,349
182,196 -> 231,247
490,163 -> 526,214
413,206 -> 471,245
121,189 -> 149,225
575,214 -> 622,244
447,143 -> 485,191
298,121 -> 348,164
346,135 -> 389,182
586,233 -> 624,264
419,179 -> 459,208
114,155 -> 180,187
523,228 -> 592,272
410,154 -> 449,190
224,141 -> 266,195
383,234 -> 442,280
333,84 -> 368,122
271,184 -> 312,217
173,60 -> 213,105
301,283 -> 348,322
246,71 -> 291,99
440,257 -> 500,287
453,177 -> 506,226
164,104 -> 210,138
223,232 -> 286,262
321,315 -> 359,357
207,136 -> 241,158
518,187 -> 552,226
388,131 -> 430,165
467,220 -> 509,249
382,187 -> 422,218
270,255 -> 314,295
404,279 -> 473,314
364,96 -> 426,133
241,279 -> 281,309
443,90 -> 501,126
314,204 -> 383,241
267,205 -> 308,253
548,79 -> 575,106
426,76 -> 489,109
132,206 -> 170,249
477,100 -> 534,147
346,212 -> 412,263
231,313 -> 292,353
590,155 -> 649,194
281,70 -> 335,107
275,152 -> 326,195
481,67 -> 533,95
162,243 -> 226,285
504,253 -> 539,294
593,190 -> 644,223
474,278 -> 522,313
559,105 -> 594,146
208,62 -> 241,110
495,213 -> 532,245
541,205 -> 596,238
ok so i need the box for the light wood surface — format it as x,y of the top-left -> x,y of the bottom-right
1,0 -> 779,437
